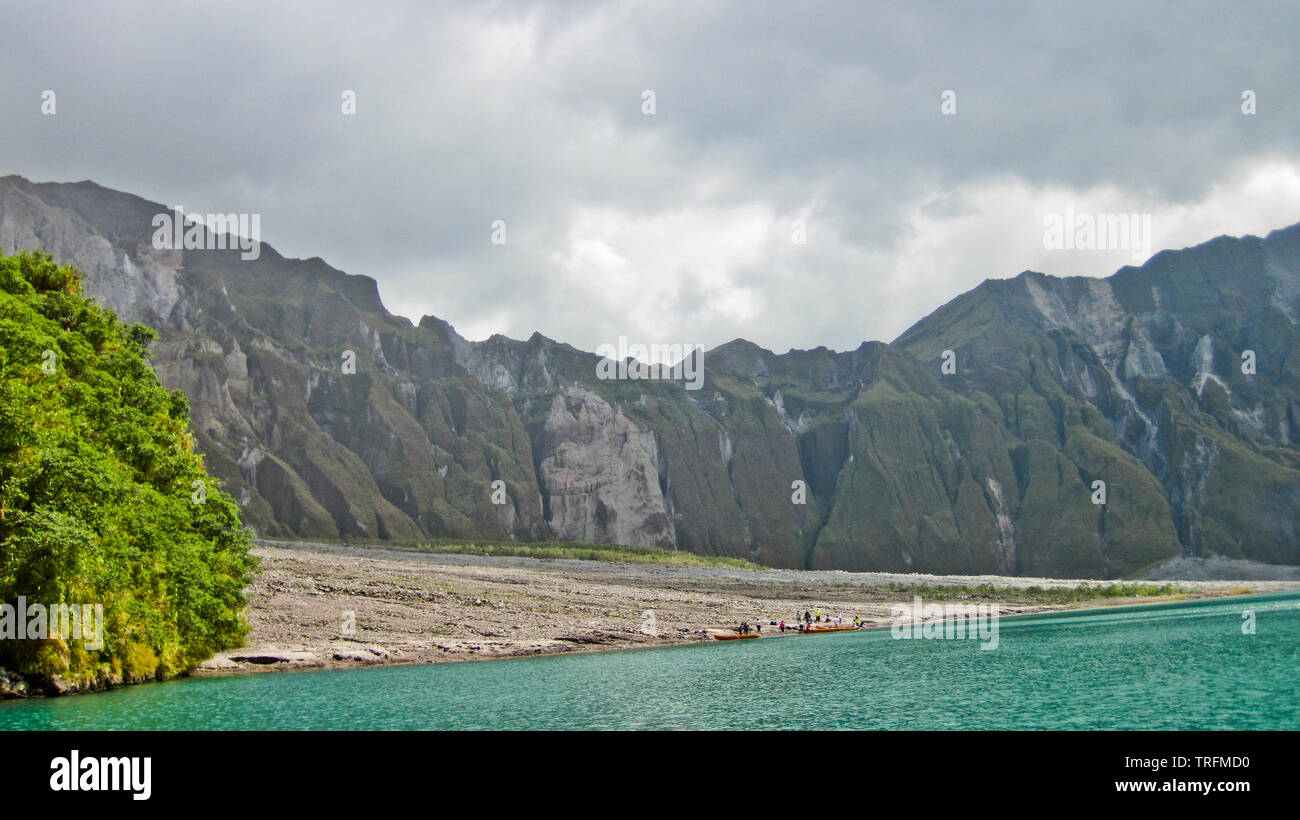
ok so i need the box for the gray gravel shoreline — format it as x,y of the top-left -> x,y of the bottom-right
258,539 -> 1300,591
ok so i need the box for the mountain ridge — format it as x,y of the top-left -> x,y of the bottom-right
3,173 -> 1297,577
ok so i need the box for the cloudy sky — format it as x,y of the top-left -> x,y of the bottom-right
4,0 -> 1300,356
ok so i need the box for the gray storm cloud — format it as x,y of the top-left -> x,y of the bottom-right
2,0 -> 1298,354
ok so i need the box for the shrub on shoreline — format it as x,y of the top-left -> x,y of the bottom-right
0,252 -> 257,692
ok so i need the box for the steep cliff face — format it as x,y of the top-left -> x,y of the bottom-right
416,324 -> 816,568
3,173 -> 1297,577
0,175 -> 550,545
894,227 -> 1300,570
535,385 -> 675,547
434,322 -> 1181,577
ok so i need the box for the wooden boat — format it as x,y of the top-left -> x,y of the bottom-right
711,631 -> 761,640
799,625 -> 859,634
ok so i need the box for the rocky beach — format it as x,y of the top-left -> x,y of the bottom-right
194,540 -> 1300,676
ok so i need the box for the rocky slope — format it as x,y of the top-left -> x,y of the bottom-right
3,174 -> 1297,577
894,233 -> 1300,572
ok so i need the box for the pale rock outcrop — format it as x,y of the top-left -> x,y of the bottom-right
538,386 -> 675,546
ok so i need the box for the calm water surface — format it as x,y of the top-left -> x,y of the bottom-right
2,591 -> 1297,730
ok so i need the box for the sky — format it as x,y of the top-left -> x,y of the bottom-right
3,0 -> 1299,358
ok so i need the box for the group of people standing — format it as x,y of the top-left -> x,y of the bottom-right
733,607 -> 867,635
776,608 -> 864,631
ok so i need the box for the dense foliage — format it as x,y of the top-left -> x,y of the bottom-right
0,252 -> 256,689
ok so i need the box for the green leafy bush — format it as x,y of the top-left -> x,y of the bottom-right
0,252 -> 256,690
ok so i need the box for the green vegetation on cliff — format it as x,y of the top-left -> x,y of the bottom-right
406,539 -> 763,568
0,252 -> 256,691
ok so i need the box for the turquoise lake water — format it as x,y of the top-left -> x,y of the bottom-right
2,591 -> 1298,730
